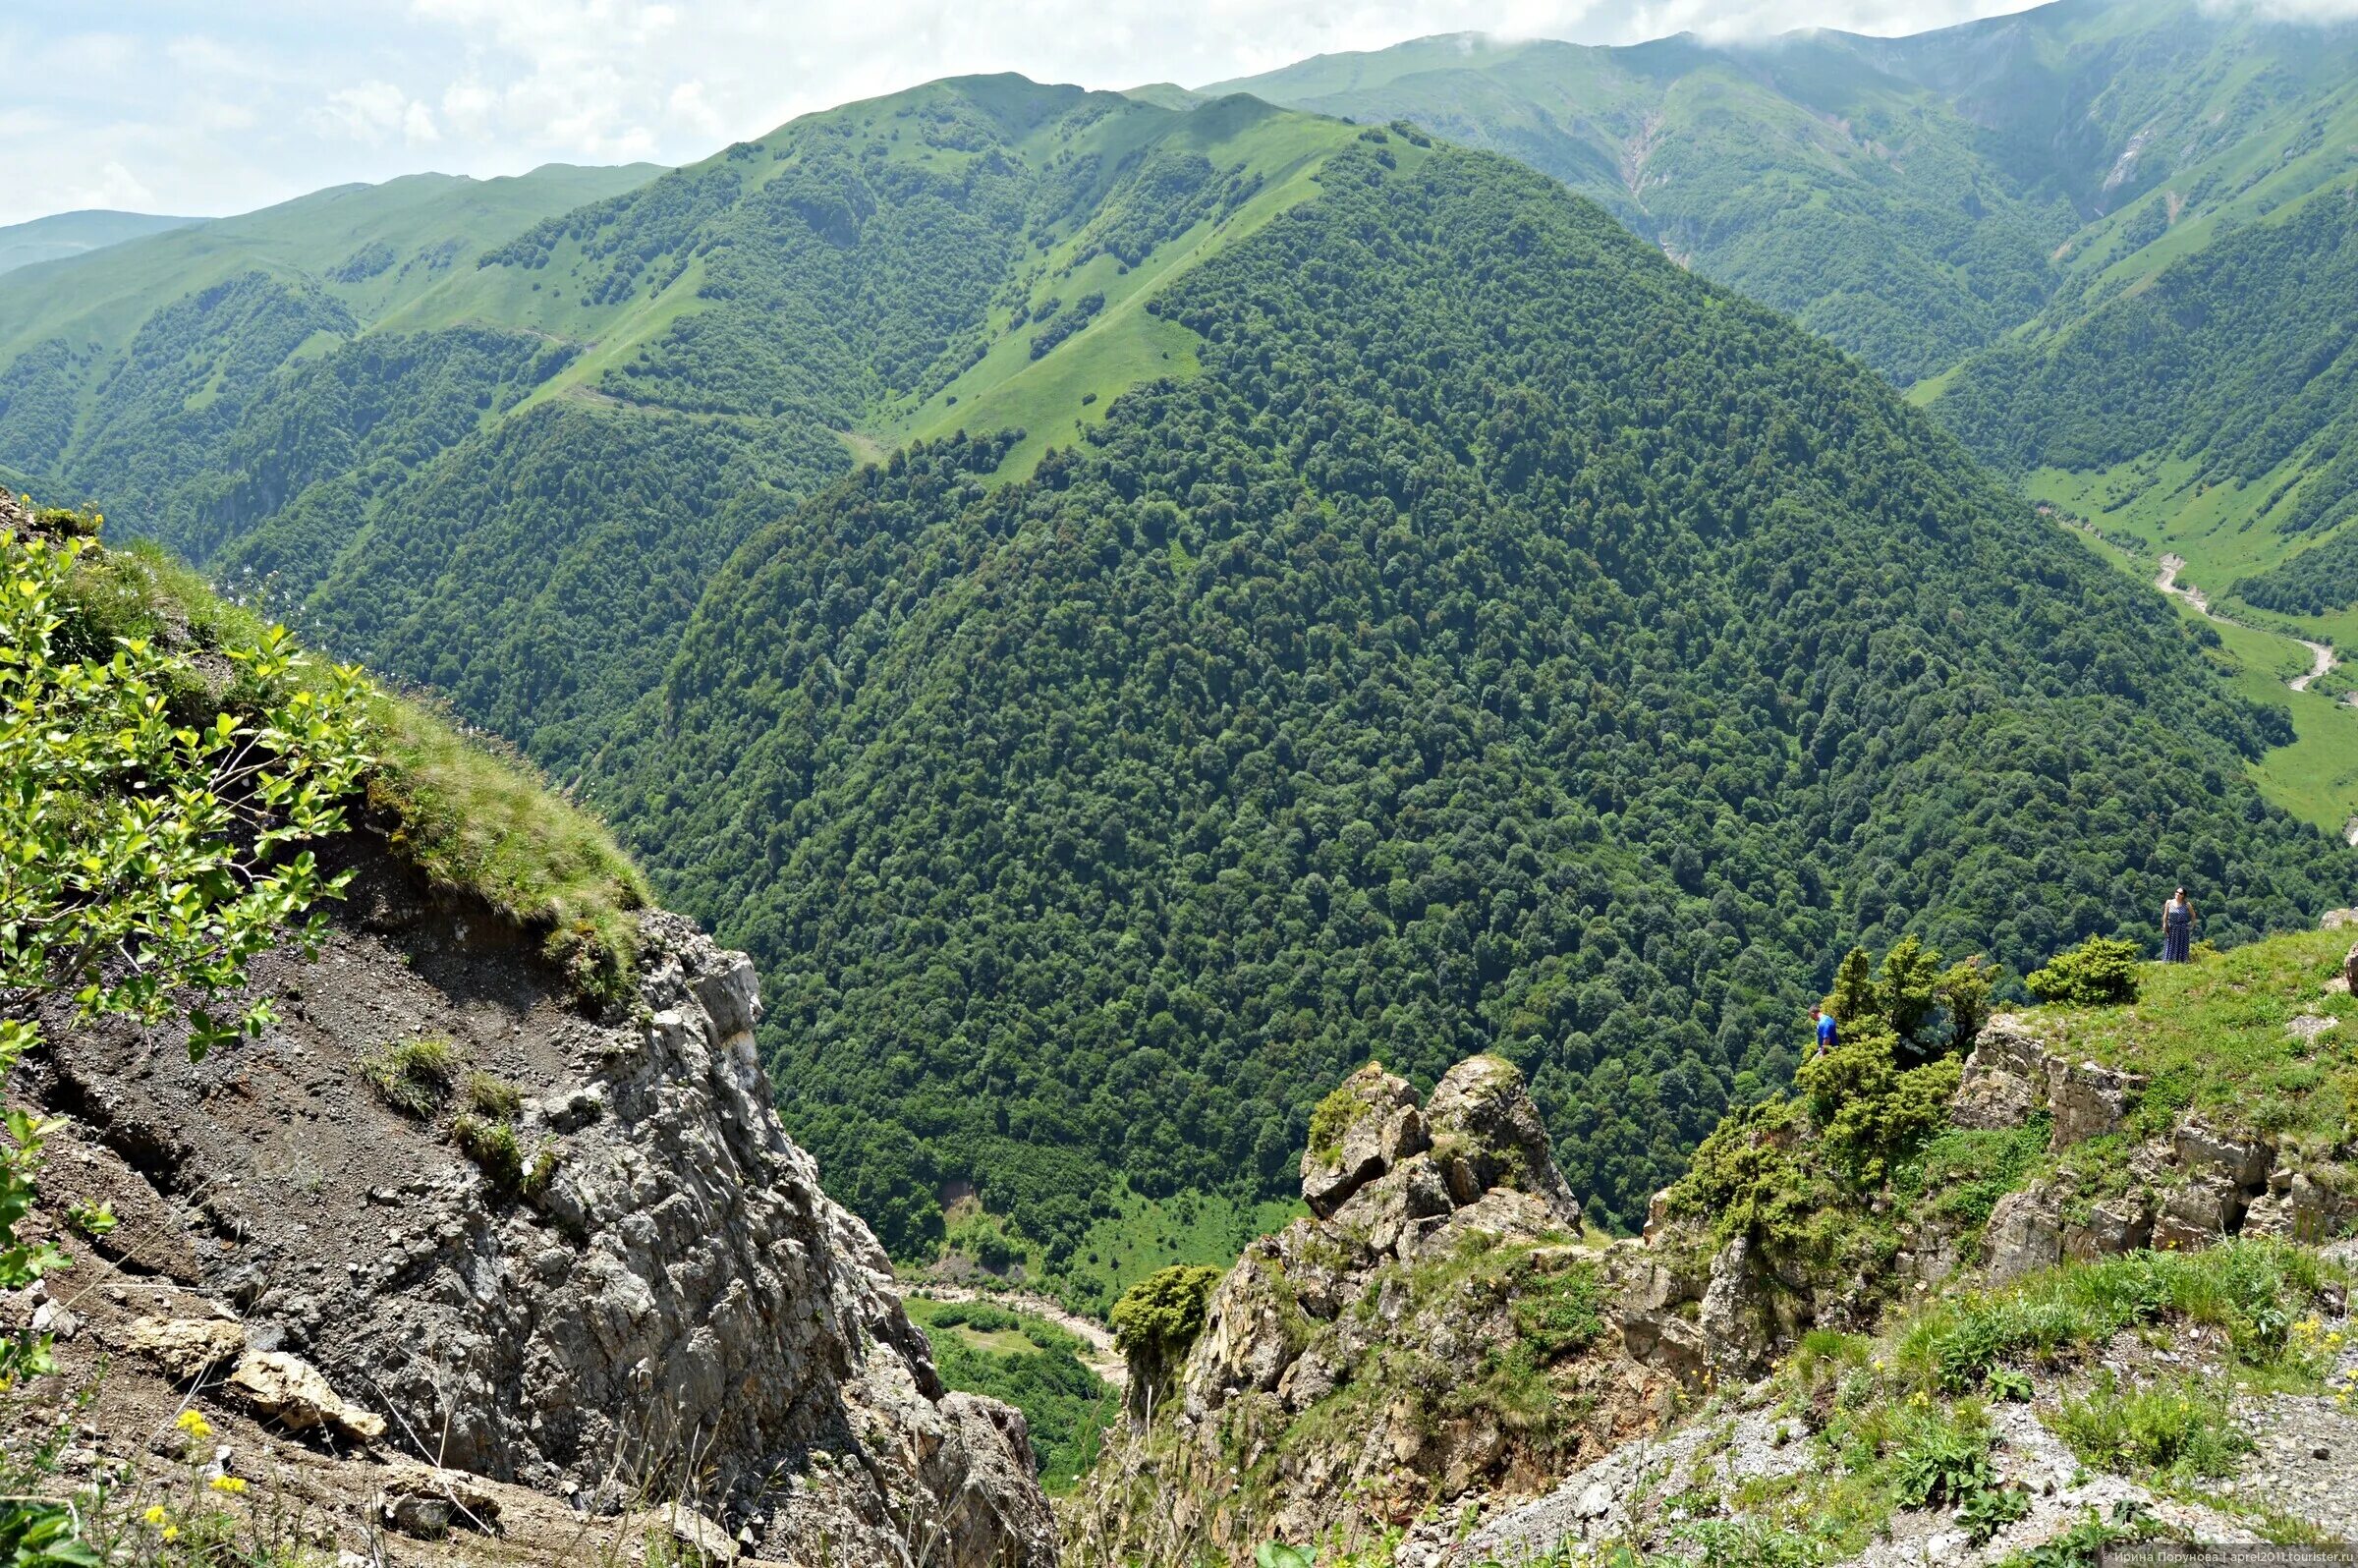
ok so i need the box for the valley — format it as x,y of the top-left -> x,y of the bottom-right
5,4 -> 2358,1561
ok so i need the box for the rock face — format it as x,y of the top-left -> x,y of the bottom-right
1951,1016 -> 2144,1150
30,849 -> 1054,1566
1070,1057 -> 1679,1567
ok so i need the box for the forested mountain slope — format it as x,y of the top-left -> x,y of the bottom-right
590,132 -> 2357,1309
0,82 -> 1365,773
1200,0 -> 2358,389
1207,0 -> 2358,840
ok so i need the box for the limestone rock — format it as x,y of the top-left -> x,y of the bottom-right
2155,1172 -> 2245,1250
225,1351 -> 387,1444
1984,1186 -> 2063,1285
1423,1055 -> 1582,1225
1300,1065 -> 1426,1218
1950,1019 -> 2048,1130
2172,1120 -> 2274,1190
2322,908 -> 2358,930
2345,940 -> 2358,994
628,1502 -> 734,1564
380,1465 -> 502,1538
114,1316 -> 245,1380
2062,1195 -> 2152,1260
2050,1060 -> 2143,1149
1328,1152 -> 1454,1257
1698,1235 -> 1775,1378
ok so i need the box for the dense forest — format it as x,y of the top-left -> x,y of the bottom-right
593,138 -> 2354,1292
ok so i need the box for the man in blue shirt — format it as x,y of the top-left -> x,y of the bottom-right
1811,1005 -> 1837,1056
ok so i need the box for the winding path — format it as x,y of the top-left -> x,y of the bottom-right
906,1282 -> 1128,1391
2157,556 -> 2358,847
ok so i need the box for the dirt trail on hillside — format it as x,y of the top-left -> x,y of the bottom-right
2159,553 -> 2340,693
909,1283 -> 1127,1391
2157,556 -> 2358,847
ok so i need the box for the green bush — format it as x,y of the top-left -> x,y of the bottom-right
1796,1026 -> 1964,1188
1110,1264 -> 1222,1405
2026,937 -> 2142,1007
361,1038 -> 461,1118
2050,1373 -> 2251,1482
1889,1413 -> 1993,1508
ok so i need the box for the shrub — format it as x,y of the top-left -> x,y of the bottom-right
1110,1264 -> 1222,1406
2050,1372 -> 2251,1481
1796,1025 -> 1963,1187
1663,1096 -> 1833,1247
2026,937 -> 2142,1007
361,1038 -> 460,1118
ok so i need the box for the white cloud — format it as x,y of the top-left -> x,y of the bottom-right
4,0 -> 2356,226
76,161 -> 158,212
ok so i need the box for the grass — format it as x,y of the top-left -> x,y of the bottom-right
2049,1373 -> 2251,1484
2007,929 -> 2356,1158
71,534 -> 651,1004
451,1112 -> 556,1198
359,1037 -> 460,1117
2035,504 -> 2358,835
902,1296 -> 1118,1493
937,1180 -> 1304,1319
1889,1239 -> 2343,1396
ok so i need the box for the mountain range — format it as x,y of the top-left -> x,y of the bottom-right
1,0 -> 2355,1309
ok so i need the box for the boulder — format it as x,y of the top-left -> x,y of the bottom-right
1697,1235 -> 1776,1378
2154,1172 -> 2245,1250
2322,908 -> 2358,931
1983,1186 -> 2063,1285
627,1502 -> 734,1565
380,1464 -> 502,1538
1950,1019 -> 2049,1130
225,1350 -> 387,1444
2061,1195 -> 2153,1260
1423,1055 -> 1581,1225
1301,1065 -> 1427,1218
1185,1247 -> 1310,1411
114,1316 -> 245,1380
2049,1060 -> 2144,1149
2172,1121 -> 2274,1191
2345,941 -> 2358,994
1328,1153 -> 1455,1258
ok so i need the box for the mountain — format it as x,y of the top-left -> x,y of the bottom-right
5,495 -> 1055,1564
3,71 -> 2352,1310
0,209 -> 203,276
1206,0 -> 2358,841
1069,920 -> 2358,1563
0,83 -> 1367,775
584,115 -> 2356,1308
1201,1 -> 2358,391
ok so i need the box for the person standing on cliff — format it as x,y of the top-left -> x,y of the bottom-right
2162,886 -> 2197,963
1811,1004 -> 1837,1056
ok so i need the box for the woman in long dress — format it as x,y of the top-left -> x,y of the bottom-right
2162,886 -> 2196,963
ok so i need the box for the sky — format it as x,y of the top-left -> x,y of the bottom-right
0,0 -> 2351,227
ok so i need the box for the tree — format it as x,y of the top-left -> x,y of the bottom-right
1109,1264 -> 1222,1420
0,506 -> 372,1560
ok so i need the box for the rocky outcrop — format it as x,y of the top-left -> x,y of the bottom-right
27,848 -> 1055,1566
1951,1016 -> 2143,1149
1069,1057 -> 1672,1566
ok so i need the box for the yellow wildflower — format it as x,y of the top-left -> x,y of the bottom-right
207,1475 -> 247,1494
174,1409 -> 212,1439
142,1505 -> 167,1526
161,1526 -> 179,1542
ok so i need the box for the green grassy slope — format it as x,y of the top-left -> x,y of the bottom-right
0,81 -> 1419,775
0,210 -> 204,277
